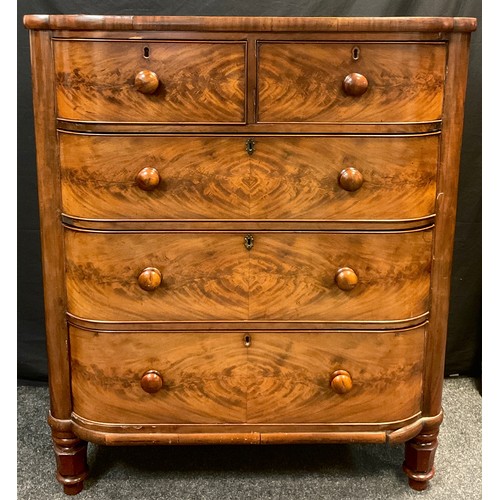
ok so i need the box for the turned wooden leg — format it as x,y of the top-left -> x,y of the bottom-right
48,414 -> 89,495
402,428 -> 439,491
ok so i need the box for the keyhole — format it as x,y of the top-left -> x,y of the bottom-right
352,46 -> 360,61
143,46 -> 150,59
244,334 -> 251,347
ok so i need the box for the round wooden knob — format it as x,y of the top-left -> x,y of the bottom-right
330,370 -> 353,394
136,167 -> 161,191
343,73 -> 369,97
335,267 -> 358,291
134,70 -> 159,94
138,267 -> 162,291
338,167 -> 364,192
141,370 -> 163,393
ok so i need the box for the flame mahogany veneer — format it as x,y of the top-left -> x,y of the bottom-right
24,14 -> 476,495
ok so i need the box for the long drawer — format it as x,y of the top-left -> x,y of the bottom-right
70,326 -> 425,425
64,229 -> 432,323
59,133 -> 438,222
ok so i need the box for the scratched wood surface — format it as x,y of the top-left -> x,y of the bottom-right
258,42 -> 446,123
59,133 -> 438,221
69,326 -> 424,424
65,230 -> 431,322
53,40 -> 246,123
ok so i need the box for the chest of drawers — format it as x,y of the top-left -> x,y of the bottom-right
24,15 -> 476,494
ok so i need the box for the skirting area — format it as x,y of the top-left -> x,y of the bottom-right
17,377 -> 481,499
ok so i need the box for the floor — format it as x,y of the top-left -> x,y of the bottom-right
17,377 -> 481,499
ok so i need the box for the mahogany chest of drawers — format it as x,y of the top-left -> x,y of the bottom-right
24,15 -> 476,494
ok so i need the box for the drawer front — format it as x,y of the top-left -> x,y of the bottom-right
248,231 -> 431,322
65,232 -> 249,322
258,42 -> 446,123
70,328 -> 248,423
60,133 -> 438,221
65,230 -> 431,322
69,326 -> 424,424
54,40 -> 246,123
247,329 -> 424,423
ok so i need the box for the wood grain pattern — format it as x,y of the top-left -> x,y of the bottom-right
70,329 -> 248,423
24,15 -> 476,492
28,31 -> 73,419
248,230 -> 432,321
65,230 -> 432,322
258,42 -> 446,123
54,40 -> 246,123
423,33 -> 473,416
64,231 -> 249,321
23,15 -> 477,32
69,326 -> 424,425
57,119 -> 442,135
59,133 -> 438,221
246,329 -> 424,423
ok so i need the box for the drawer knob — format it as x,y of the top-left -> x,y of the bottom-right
138,267 -> 162,291
141,370 -> 163,393
330,370 -> 353,394
134,69 -> 160,94
335,267 -> 358,291
338,167 -> 364,192
136,167 -> 161,191
343,73 -> 369,97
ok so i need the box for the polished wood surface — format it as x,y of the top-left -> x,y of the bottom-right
49,419 -> 88,495
338,167 -> 364,192
334,267 -> 359,291
25,15 -> 476,494
134,69 -> 159,94
65,229 -> 431,322
59,133 -> 439,222
29,31 -> 73,420
140,370 -> 164,393
343,73 -> 369,97
135,167 -> 161,191
403,427 -> 440,490
24,15 -> 478,32
330,370 -> 353,394
70,329 -> 248,423
70,326 -> 424,424
54,40 -> 246,123
248,231 -> 431,322
423,33 -> 473,417
258,43 -> 446,123
137,267 -> 162,291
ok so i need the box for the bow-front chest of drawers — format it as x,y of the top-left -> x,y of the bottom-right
24,15 -> 476,494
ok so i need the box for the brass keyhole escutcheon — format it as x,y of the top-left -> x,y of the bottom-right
244,234 -> 254,251
245,138 -> 255,155
243,334 -> 251,347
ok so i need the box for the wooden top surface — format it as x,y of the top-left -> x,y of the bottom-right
23,15 -> 477,32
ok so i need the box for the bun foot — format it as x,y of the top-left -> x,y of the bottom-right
403,427 -> 439,491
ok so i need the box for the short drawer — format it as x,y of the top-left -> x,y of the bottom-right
59,132 -> 438,222
69,326 -> 425,424
258,42 -> 446,123
64,229 -> 431,323
53,40 -> 246,123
